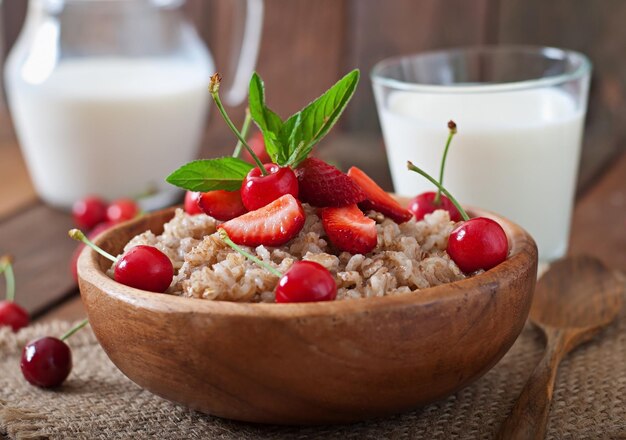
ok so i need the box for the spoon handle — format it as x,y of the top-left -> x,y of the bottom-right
497,329 -> 568,440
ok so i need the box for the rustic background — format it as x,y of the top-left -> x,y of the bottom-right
2,0 -> 625,191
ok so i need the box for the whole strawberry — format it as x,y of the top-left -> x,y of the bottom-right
295,158 -> 365,207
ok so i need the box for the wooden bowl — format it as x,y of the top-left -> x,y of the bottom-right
77,201 -> 538,425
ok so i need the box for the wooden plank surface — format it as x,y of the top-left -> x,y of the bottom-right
0,204 -> 78,315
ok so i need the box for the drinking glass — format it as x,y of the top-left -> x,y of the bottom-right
372,46 -> 591,262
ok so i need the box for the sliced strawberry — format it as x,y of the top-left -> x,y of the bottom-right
198,190 -> 247,221
347,166 -> 412,224
321,205 -> 377,254
295,158 -> 365,207
218,194 -> 305,247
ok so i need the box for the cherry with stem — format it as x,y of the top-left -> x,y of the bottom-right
219,230 -> 336,302
407,161 -> 508,273
209,73 -> 268,175
210,73 -> 299,210
21,318 -> 89,388
408,121 -> 461,221
69,229 -> 173,293
407,161 -> 469,221
0,255 -> 30,332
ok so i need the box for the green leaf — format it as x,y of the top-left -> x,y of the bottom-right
248,73 -> 287,164
166,157 -> 254,192
285,69 -> 360,166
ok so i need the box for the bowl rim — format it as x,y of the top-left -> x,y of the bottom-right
77,201 -> 538,319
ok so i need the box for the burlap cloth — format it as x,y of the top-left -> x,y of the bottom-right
1,294 -> 624,440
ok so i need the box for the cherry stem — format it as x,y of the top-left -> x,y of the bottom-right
209,73 -> 268,175
60,318 -> 89,341
218,229 -> 283,278
68,229 -> 119,263
0,255 -> 16,302
232,108 -> 252,159
435,120 -> 457,205
407,161 -> 470,221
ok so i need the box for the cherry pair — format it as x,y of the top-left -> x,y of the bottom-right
407,159 -> 508,273
72,196 -> 139,230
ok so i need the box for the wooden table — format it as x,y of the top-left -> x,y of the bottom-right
0,117 -> 625,325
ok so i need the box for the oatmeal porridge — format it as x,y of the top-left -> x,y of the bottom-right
114,205 -> 466,302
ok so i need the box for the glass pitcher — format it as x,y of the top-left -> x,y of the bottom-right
4,0 -> 263,209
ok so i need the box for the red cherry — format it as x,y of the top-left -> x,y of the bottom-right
240,164 -> 299,211
243,131 -> 271,164
114,245 -> 173,292
21,337 -> 72,388
0,301 -> 29,332
106,198 -> 139,224
184,191 -> 203,215
275,261 -> 337,303
447,217 -> 508,273
72,196 -> 108,230
70,222 -> 113,282
197,190 -> 247,221
409,191 -> 462,222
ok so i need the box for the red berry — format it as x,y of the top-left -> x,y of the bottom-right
114,245 -> 173,292
295,158 -> 366,207
321,204 -> 377,254
447,217 -> 508,273
275,261 -> 337,303
72,196 -> 108,230
218,194 -> 305,247
184,191 -> 203,215
409,191 -> 462,222
240,164 -> 299,211
347,167 -> 412,224
21,337 -> 72,388
106,198 -> 139,224
70,222 -> 113,282
0,301 -> 29,332
197,190 -> 247,221
243,131 -> 271,164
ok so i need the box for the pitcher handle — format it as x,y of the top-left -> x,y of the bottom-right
223,0 -> 264,106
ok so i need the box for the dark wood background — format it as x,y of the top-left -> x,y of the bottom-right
2,0 -> 625,190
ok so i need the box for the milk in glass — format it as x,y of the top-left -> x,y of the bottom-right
378,89 -> 584,261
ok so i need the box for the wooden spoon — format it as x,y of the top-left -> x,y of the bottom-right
497,255 -> 624,440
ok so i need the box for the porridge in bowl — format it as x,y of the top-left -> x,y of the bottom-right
116,205 -> 466,302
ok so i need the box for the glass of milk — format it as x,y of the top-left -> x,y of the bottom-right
372,46 -> 591,262
4,0 -> 264,210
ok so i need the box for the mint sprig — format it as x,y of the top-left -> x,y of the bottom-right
166,157 -> 253,192
165,70 -> 360,193
249,69 -> 360,168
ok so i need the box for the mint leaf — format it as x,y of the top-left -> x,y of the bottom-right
285,69 -> 360,166
166,157 -> 253,192
248,73 -> 287,164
